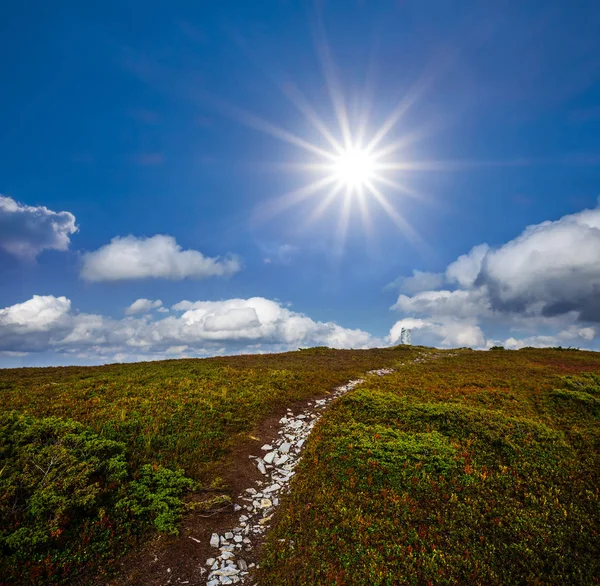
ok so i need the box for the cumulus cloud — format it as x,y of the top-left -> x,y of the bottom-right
446,244 -> 489,288
125,299 -> 163,315
386,270 -> 444,294
498,325 -> 597,350
80,235 -> 241,282
0,295 -> 379,363
479,208 -> 600,320
389,203 -> 600,349
393,288 -> 491,320
0,195 -> 78,259
0,295 -> 71,332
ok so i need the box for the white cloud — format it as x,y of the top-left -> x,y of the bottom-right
501,325 -> 597,350
480,208 -> 600,320
392,288 -> 491,319
386,270 -> 444,294
80,235 -> 241,282
165,345 -> 189,354
125,299 -> 163,315
0,195 -> 77,259
0,295 -> 71,332
445,244 -> 489,288
389,203 -> 600,349
0,295 -> 380,363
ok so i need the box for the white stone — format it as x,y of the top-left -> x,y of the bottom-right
263,451 -> 276,464
206,558 -> 216,566
213,567 -> 239,576
261,444 -> 273,451
279,442 -> 291,454
210,533 -> 220,548
274,454 -> 289,466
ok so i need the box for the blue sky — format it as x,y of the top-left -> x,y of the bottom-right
1,0 -> 600,366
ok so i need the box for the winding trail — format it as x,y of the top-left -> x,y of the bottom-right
203,367 -> 395,586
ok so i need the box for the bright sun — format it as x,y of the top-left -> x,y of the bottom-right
238,28 -> 436,252
332,147 -> 376,191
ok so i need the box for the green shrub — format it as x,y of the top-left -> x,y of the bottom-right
117,464 -> 193,534
0,411 -> 193,584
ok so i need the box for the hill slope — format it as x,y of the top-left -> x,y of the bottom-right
259,348 -> 600,585
0,347 -> 405,584
1,347 -> 599,585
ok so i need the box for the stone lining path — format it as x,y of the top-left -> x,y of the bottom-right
203,367 -> 395,586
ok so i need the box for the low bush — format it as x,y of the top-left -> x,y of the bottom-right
0,411 -> 193,584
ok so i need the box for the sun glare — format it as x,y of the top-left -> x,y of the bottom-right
235,21 -> 442,252
332,147 -> 375,192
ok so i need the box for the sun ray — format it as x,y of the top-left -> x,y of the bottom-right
368,124 -> 436,160
364,180 -> 423,247
253,161 -> 336,173
303,182 -> 345,228
364,73 -> 433,154
223,27 -> 346,156
354,35 -> 381,148
334,188 -> 353,257
253,175 -> 338,223
356,188 -> 373,239
370,173 -> 424,202
280,81 -> 345,154
313,13 -> 353,148
199,93 -> 338,161
374,157 -> 535,172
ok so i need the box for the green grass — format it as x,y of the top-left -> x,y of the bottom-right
0,346 -> 408,584
259,348 -> 600,585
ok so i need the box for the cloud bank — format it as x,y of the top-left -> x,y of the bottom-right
0,295 -> 379,364
390,204 -> 600,349
81,235 -> 241,282
0,196 -> 78,259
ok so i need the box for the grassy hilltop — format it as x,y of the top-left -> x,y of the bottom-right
259,348 -> 600,585
1,346 -> 599,585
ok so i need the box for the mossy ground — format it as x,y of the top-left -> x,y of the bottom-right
259,348 -> 600,585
